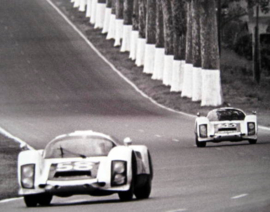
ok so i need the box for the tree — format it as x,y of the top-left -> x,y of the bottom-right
135,0 -> 147,66
200,0 -> 223,106
129,0 -> 139,60
102,0 -> 113,34
106,0 -> 116,40
152,0 -> 165,80
123,0 -> 133,25
120,0 -> 134,52
114,0 -> 124,46
143,0 -> 156,74
170,0 -> 186,92
161,0 -> 174,86
95,0 -> 107,29
181,0 -> 193,98
191,0 -> 202,101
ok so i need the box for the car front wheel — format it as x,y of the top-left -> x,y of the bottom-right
134,175 -> 152,199
118,183 -> 134,201
196,134 -> 206,147
38,194 -> 53,206
249,139 -> 257,144
24,195 -> 38,207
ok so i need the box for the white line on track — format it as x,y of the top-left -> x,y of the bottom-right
0,197 -> 22,203
166,209 -> 187,212
172,138 -> 180,142
231,193 -> 248,199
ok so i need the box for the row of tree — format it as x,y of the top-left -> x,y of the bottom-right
71,0 -> 223,106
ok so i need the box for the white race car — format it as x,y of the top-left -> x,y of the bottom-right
195,107 -> 258,147
18,130 -> 153,207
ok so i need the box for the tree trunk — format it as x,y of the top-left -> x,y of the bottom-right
106,0 -> 116,39
114,0 -> 124,46
115,0 -> 124,19
120,0 -> 134,52
95,0 -> 106,29
143,0 -> 156,74
79,0 -> 87,12
181,0 -> 193,98
170,0 -> 186,92
123,0 -> 133,25
146,0 -> 156,44
155,0 -> 164,48
135,0 -> 146,66
102,0 -> 112,33
152,0 -> 165,80
90,0 -> 98,24
191,0 -> 202,101
106,0 -> 112,7
161,0 -> 174,86
86,0 -> 92,18
129,0 -> 139,60
161,0 -> 173,55
200,0 -> 222,106
138,0 -> 146,38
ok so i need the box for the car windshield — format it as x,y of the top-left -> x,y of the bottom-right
44,136 -> 116,159
207,109 -> 245,121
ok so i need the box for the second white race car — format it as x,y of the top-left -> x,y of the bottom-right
18,130 -> 153,207
195,107 -> 258,147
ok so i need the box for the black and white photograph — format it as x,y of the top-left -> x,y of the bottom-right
0,0 -> 270,211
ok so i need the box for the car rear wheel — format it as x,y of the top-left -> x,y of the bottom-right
195,134 -> 206,147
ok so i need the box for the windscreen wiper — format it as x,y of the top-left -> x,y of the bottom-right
58,146 -> 87,158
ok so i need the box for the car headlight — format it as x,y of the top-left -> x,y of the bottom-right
21,164 -> 35,189
248,122 -> 256,135
111,161 -> 127,187
199,124 -> 208,138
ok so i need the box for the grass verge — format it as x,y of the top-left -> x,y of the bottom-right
0,134 -> 20,200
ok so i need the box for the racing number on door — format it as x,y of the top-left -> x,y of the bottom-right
56,162 -> 94,171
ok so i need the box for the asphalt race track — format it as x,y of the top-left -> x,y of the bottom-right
0,0 -> 270,211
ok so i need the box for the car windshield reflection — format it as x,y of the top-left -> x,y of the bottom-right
44,136 -> 116,159
207,109 -> 245,121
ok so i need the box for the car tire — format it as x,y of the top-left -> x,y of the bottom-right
118,183 -> 134,201
24,195 -> 38,207
195,134 -> 206,147
38,194 -> 53,206
249,139 -> 257,144
134,175 -> 152,199
134,151 -> 153,199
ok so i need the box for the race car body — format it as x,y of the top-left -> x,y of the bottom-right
195,107 -> 258,147
18,130 -> 153,207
